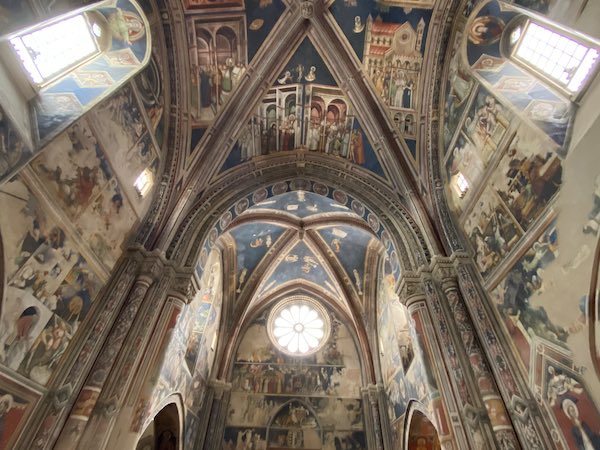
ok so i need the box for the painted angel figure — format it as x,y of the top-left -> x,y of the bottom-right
547,366 -> 583,407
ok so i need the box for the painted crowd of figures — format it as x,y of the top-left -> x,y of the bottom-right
225,309 -> 364,449
237,115 -> 366,164
199,60 -> 247,114
232,363 -> 346,397
371,67 -> 415,110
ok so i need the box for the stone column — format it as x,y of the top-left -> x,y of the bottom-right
370,384 -> 387,450
452,254 -> 556,449
421,267 -> 503,449
376,384 -> 394,450
401,274 -> 467,450
431,259 -> 520,449
361,384 -> 385,450
77,270 -> 196,449
54,252 -> 168,449
201,379 -> 232,450
361,386 -> 376,450
192,382 -> 216,450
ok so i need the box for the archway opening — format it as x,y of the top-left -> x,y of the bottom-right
267,400 -> 322,449
406,410 -> 441,450
136,402 -> 180,450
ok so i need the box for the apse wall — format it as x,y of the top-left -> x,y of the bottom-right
0,1 -> 167,448
224,304 -> 367,449
441,1 -> 600,449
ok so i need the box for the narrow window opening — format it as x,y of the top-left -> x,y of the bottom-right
9,14 -> 100,86
456,172 -> 469,198
512,21 -> 599,97
134,168 -> 154,197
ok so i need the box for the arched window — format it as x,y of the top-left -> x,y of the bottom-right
326,105 -> 339,125
394,112 -> 404,129
404,113 -> 415,136
310,101 -> 323,125
196,28 -> 212,67
284,94 -> 296,117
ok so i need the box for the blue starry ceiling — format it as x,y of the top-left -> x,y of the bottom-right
257,240 -> 342,297
229,223 -> 288,297
242,190 -> 353,218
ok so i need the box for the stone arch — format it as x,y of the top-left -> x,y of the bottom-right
220,282 -> 372,384
266,398 -> 322,449
221,282 -> 368,449
374,252 -> 431,437
165,167 -> 433,280
215,26 -> 237,65
403,401 -> 441,450
0,228 -> 4,321
589,234 -> 600,379
196,27 -> 213,67
137,396 -> 184,450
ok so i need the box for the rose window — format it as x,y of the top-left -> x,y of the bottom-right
267,296 -> 330,356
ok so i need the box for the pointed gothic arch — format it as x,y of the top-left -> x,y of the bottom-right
220,282 -> 372,384
138,397 -> 184,450
403,401 -> 441,450
266,398 -> 323,449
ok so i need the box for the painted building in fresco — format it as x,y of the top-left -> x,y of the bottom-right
0,0 -> 599,449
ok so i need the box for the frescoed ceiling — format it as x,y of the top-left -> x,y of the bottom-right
185,0 -> 286,143
215,189 -> 386,317
1,0 -> 459,187
330,0 -> 434,161
316,225 -> 375,296
239,190 -> 355,219
219,38 -> 389,180
229,222 -> 288,294
257,240 -> 343,298
180,0 -> 446,181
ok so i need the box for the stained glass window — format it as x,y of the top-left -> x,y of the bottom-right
268,297 -> 330,356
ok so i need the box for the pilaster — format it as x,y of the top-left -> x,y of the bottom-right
376,384 -> 394,450
420,265 -> 499,449
22,253 -> 142,450
201,379 -> 232,450
451,253 -> 557,449
398,272 -> 468,449
431,257 -> 521,448
48,250 -> 197,450
361,384 -> 385,450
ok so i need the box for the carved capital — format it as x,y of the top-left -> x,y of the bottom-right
398,277 -> 425,308
509,395 -> 533,423
171,274 -> 197,304
50,383 -> 73,409
96,397 -> 119,417
209,379 -> 232,399
365,384 -> 384,404
463,404 -> 489,429
139,253 -> 167,284
431,256 -> 458,289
